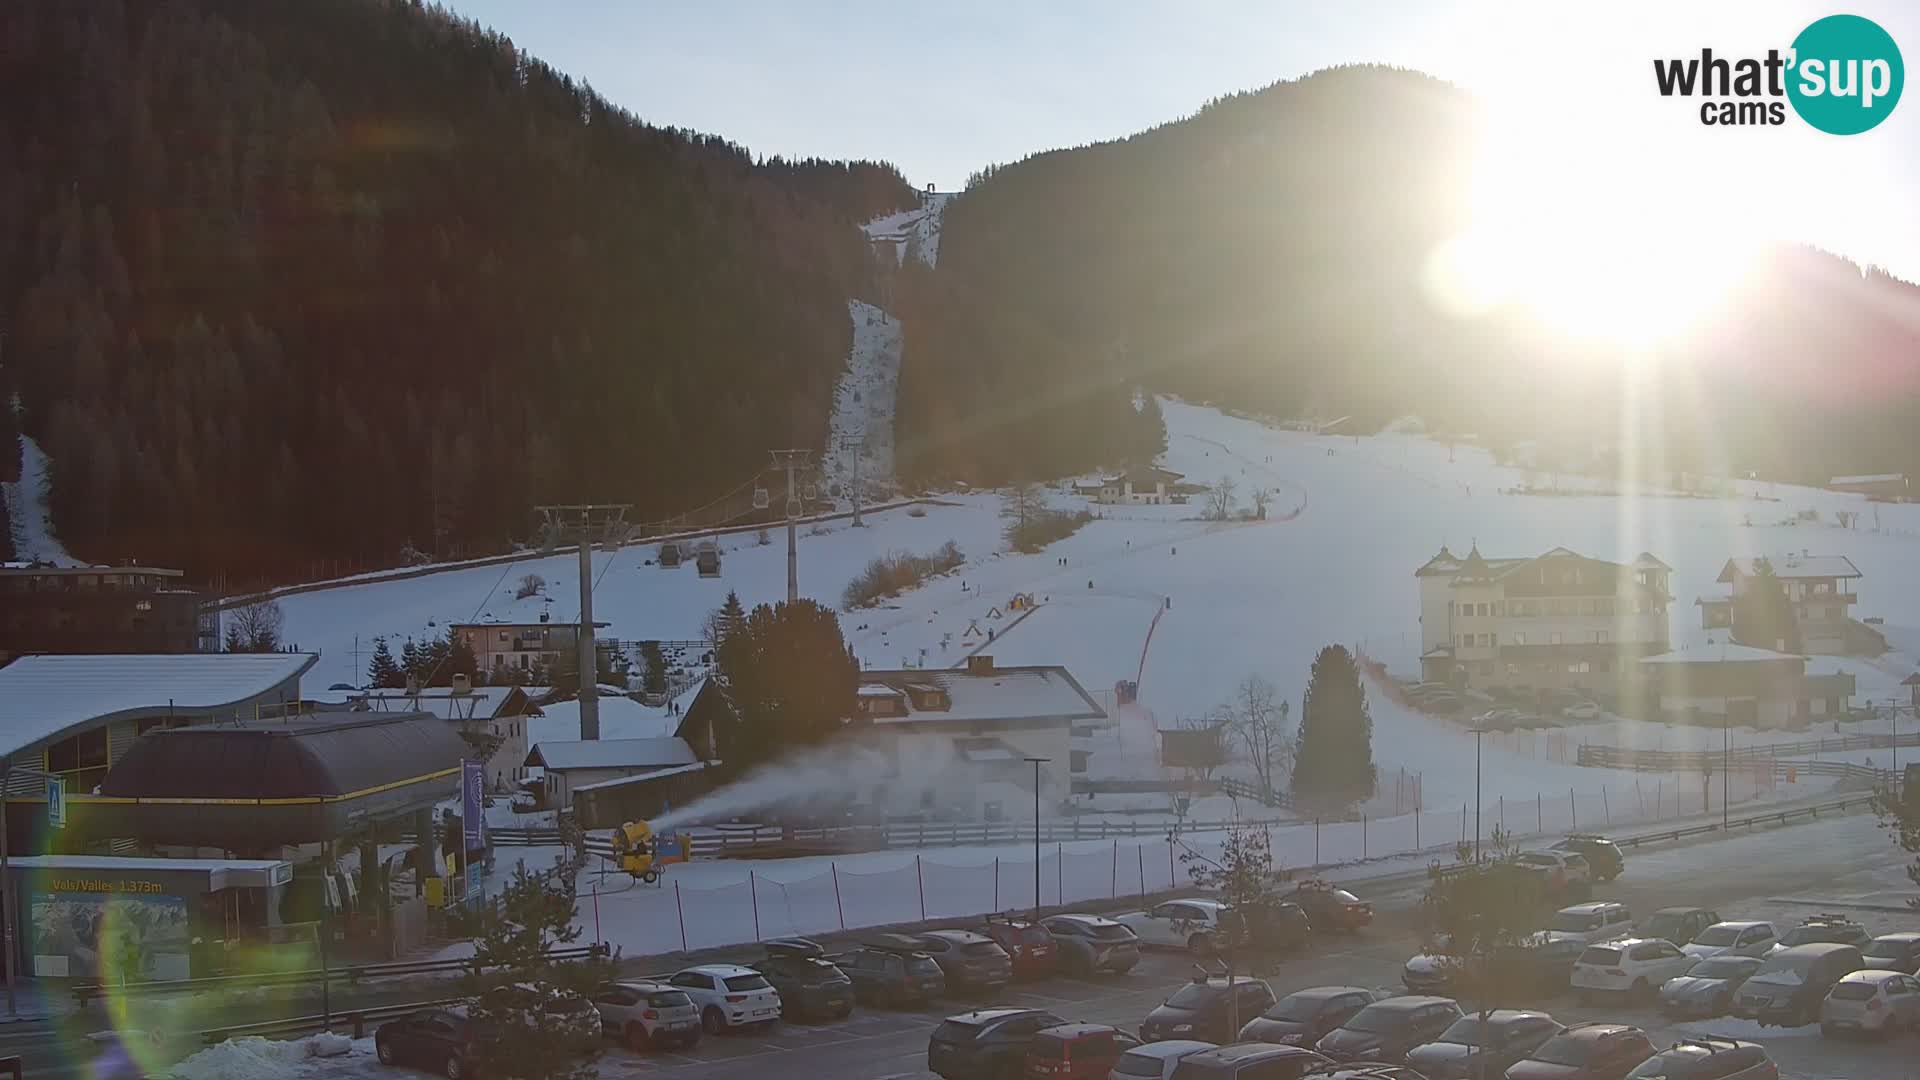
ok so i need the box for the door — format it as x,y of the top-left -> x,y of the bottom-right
1736,926 -> 1774,956
1145,903 -> 1191,946
1646,941 -> 1692,982
1888,976 -> 1920,1026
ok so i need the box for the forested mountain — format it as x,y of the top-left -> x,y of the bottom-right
0,0 -> 913,582
896,65 -> 1920,489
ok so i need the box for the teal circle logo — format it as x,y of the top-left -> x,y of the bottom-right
1787,14 -> 1903,134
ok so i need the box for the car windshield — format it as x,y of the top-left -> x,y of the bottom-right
1342,1007 -> 1400,1034
1692,926 -> 1742,946
1865,940 -> 1908,958
963,941 -> 1003,957
908,957 -> 942,976
1019,927 -> 1051,944
1087,923 -> 1136,941
1627,1053 -> 1711,1079
1779,926 -> 1848,946
647,991 -> 692,1008
1517,854 -> 1556,867
1437,1017 -> 1489,1046
932,1019 -> 984,1044
1687,957 -> 1757,980
1265,993 -> 1329,1023
1552,913 -> 1605,932
1579,946 -> 1622,965
1113,1051 -> 1166,1078
1641,914 -> 1686,938
1166,984 -> 1221,1008
1529,1035 -> 1601,1067
723,974 -> 770,991
1828,981 -> 1879,1001
1752,955 -> 1811,985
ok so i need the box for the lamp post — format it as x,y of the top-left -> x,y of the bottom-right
1472,729 -> 1484,862
1025,757 -> 1049,909
1722,710 -> 1730,831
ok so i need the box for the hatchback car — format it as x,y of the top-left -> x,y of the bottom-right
1025,1022 -> 1142,1079
1680,921 -> 1776,960
1513,851 -> 1591,900
1108,1039 -> 1218,1080
1239,986 -> 1387,1047
1298,1069 -> 1429,1080
1542,902 -> 1634,946
1820,968 -> 1920,1038
928,1007 -> 1067,1080
1116,899 -> 1237,952
1403,1009 -> 1562,1080
756,938 -> 855,1019
1623,1036 -> 1779,1080
980,913 -> 1061,978
1141,975 -> 1276,1044
830,943 -> 947,1006
375,1006 -> 482,1080
1635,907 -> 1719,948
1282,880 -> 1374,932
1314,995 -> 1462,1065
1658,955 -> 1762,1019
1504,1022 -> 1655,1080
588,980 -> 701,1050
1170,1043 -> 1335,1080
1550,836 -> 1625,882
1733,943 -> 1864,1026
1571,937 -> 1695,1000
668,964 -> 783,1033
916,929 -> 1015,992
475,982 -> 603,1053
1042,913 -> 1142,975
1766,913 -> 1871,954
1862,931 -> 1920,974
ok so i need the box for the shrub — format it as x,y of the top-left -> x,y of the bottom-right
1005,509 -> 1093,553
907,505 -> 928,517
842,541 -> 966,609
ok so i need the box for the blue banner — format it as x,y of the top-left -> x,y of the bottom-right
462,761 -> 484,850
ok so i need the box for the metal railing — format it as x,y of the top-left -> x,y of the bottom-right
197,996 -> 469,1044
1577,732 -> 1920,770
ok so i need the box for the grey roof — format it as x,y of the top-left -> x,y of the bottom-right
0,652 -> 317,757
1640,643 -> 1806,665
352,685 -> 527,720
859,666 -> 1106,726
1719,555 -> 1861,581
101,711 -> 468,799
525,736 -> 700,771
570,760 -> 710,792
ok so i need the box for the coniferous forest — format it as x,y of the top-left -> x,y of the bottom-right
0,0 -> 912,581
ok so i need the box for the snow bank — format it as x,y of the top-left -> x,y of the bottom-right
171,1034 -> 379,1080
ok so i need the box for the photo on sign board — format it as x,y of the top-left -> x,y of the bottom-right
29,892 -> 191,981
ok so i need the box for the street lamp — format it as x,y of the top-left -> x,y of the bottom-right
1025,757 -> 1049,909
1722,709 -> 1730,831
1472,729 -> 1484,862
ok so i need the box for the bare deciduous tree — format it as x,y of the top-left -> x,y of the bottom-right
514,572 -> 546,600
1250,486 -> 1271,520
1206,474 -> 1237,520
1223,675 -> 1292,799
223,600 -> 285,653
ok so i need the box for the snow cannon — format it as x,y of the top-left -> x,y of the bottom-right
612,820 -> 691,883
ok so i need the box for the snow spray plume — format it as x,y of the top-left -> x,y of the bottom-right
648,744 -> 894,831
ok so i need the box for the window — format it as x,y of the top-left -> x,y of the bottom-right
1599,598 -> 1615,615
1592,630 -> 1608,644
1477,633 -> 1491,648
498,630 -> 509,642
1580,599 -> 1597,615
1493,602 -> 1505,616
1550,632 -> 1563,645
1479,602 -> 1491,616
1506,663 -> 1520,676
1514,632 -> 1526,645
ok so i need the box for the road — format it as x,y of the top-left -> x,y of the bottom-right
34,809 -> 1918,1079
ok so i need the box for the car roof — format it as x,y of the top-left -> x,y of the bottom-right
1185,1043 -> 1322,1065
1836,968 -> 1907,984
945,1007 -> 1044,1023
1037,1022 -> 1124,1038
1052,912 -> 1119,923
1124,1039 -> 1218,1058
923,929 -> 992,943
1479,1009 -> 1553,1024
1284,985 -> 1375,1000
1557,1022 -> 1642,1041
610,979 -> 677,991
1361,995 -> 1453,1013
1774,942 -> 1861,958
867,932 -> 934,951
1872,931 -> 1920,943
1707,920 -> 1768,930
1589,937 -> 1657,949
1558,902 -> 1624,914
1651,906 -> 1712,916
1168,898 -> 1230,910
681,963 -> 758,976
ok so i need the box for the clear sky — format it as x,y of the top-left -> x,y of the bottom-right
442,0 -> 1920,280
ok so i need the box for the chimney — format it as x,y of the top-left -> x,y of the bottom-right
451,673 -> 472,696
966,654 -> 994,675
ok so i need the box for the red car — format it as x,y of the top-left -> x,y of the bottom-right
978,914 -> 1059,979
1024,1023 -> 1140,1079
1283,880 -> 1373,932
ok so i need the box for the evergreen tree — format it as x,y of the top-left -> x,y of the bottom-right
714,599 -> 859,771
639,640 -> 669,696
1731,557 -> 1804,653
1420,826 -> 1547,1048
1293,644 -> 1376,807
718,591 -> 746,643
400,638 -> 422,685
367,637 -> 404,689
438,628 -> 478,687
466,865 -> 609,1080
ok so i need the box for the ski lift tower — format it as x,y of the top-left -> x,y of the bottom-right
535,503 -> 631,740
769,450 -> 813,602
838,432 -> 867,527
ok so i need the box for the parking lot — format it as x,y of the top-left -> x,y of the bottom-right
575,813 -> 1917,1080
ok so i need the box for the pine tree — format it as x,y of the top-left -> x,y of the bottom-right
440,628 -> 478,686
368,637 -> 404,689
714,599 -> 859,771
718,590 -> 746,642
1731,557 -> 1804,653
1293,644 -> 1376,807
400,638 -> 422,684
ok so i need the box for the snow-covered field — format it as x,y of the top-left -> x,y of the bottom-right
863,191 -> 951,268
822,299 -> 903,504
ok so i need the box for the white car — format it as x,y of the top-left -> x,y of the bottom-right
1571,937 -> 1696,998
668,964 -> 782,1034
1682,921 -> 1778,960
1821,969 -> 1920,1038
1113,900 -> 1232,952
1561,702 -> 1602,721
1107,1038 -> 1218,1079
589,980 -> 701,1051
1541,902 -> 1635,946
1513,850 -> 1592,897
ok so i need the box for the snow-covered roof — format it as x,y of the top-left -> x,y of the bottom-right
0,653 -> 318,757
859,665 -> 1106,726
857,684 -> 903,698
570,760 -> 710,793
525,736 -> 699,772
1,854 -> 290,888
1829,473 -> 1905,485
1718,556 -> 1861,582
526,695 -> 677,746
350,685 -> 525,720
1639,643 -> 1807,666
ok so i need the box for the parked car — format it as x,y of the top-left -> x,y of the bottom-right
928,1007 -> 1067,1080
915,929 -> 1015,992
1766,913 -> 1872,954
1025,1022 -> 1142,1079
1623,1036 -> 1778,1080
1550,836 -> 1625,882
1109,1040 -> 1217,1080
1042,914 -> 1142,975
1299,1069 -> 1430,1080
1733,943 -> 1865,1026
1561,702 -> 1602,721
1658,955 -> 1763,1019
756,937 -> 855,1019
1282,880 -> 1374,933
587,980 -> 701,1050
1141,975 -> 1276,1044
1403,1009 -> 1562,1080
1506,934 -> 1590,996
1402,942 -> 1465,995
1514,850 -> 1592,899
1170,1043 -> 1335,1080
1473,708 -> 1525,731
1115,900 -> 1237,952
475,982 -> 603,1053
1239,986 -> 1389,1047
1635,907 -> 1720,948
1504,1022 -> 1656,1080
1680,921 -> 1777,960
829,943 -> 946,1006
668,964 -> 783,1034
1862,931 -> 1920,975
979,913 -> 1061,979
1314,995 -> 1462,1065
1820,968 -> 1920,1038
1542,902 -> 1634,945
375,1006 -> 481,1080
1571,937 -> 1696,1000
